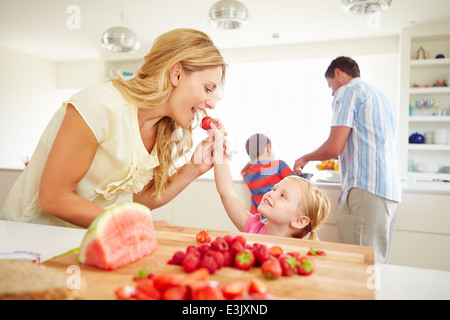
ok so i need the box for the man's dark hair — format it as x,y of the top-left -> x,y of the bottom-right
245,133 -> 271,161
325,56 -> 361,79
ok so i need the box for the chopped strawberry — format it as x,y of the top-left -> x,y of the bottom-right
222,281 -> 246,300
307,248 -> 326,256
269,245 -> 284,258
153,273 -> 184,292
162,285 -> 189,300
248,278 -> 269,296
196,230 -> 213,243
191,281 -> 225,300
115,285 -> 136,300
135,279 -> 161,300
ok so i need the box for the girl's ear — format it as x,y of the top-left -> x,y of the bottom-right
290,216 -> 310,230
169,62 -> 182,87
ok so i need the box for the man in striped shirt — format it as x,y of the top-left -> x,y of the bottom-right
294,56 -> 402,263
241,134 -> 295,217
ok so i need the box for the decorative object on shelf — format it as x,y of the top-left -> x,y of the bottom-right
416,46 -> 430,60
435,54 -> 445,59
409,132 -> 425,144
415,162 -> 439,173
433,129 -> 448,145
101,1 -> 140,53
433,79 -> 447,87
208,0 -> 249,30
342,0 -> 392,14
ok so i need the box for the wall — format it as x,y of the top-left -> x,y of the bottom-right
0,47 -> 57,169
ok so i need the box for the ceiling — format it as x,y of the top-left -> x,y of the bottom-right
1,0 -> 449,62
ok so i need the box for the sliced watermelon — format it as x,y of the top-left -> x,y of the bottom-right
78,202 -> 157,270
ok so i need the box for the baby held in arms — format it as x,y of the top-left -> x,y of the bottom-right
210,119 -> 330,240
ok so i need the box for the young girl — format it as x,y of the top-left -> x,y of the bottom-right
210,120 -> 330,240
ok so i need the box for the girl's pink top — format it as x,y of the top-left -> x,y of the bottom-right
243,213 -> 268,235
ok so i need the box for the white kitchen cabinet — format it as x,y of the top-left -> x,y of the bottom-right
399,22 -> 450,182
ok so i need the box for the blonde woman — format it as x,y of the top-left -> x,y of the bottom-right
210,119 -> 330,240
1,29 -> 226,228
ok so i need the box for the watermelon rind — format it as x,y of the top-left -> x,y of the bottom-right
78,202 -> 155,268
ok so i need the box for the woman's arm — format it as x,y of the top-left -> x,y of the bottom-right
39,104 -> 104,227
211,121 -> 249,231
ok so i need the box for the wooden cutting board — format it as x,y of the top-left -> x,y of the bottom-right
43,222 -> 375,300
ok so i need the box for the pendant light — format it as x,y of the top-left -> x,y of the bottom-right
208,0 -> 249,30
342,0 -> 392,14
101,1 -> 140,53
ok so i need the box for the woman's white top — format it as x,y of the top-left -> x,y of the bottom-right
0,82 -> 159,228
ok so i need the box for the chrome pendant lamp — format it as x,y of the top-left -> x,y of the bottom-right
101,1 -> 140,53
342,0 -> 392,14
208,0 -> 249,30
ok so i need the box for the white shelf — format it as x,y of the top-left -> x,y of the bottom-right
408,172 -> 450,181
408,144 -> 450,151
409,116 -> 450,122
410,58 -> 450,68
409,87 -> 450,94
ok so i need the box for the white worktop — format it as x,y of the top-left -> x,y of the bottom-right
1,220 -> 449,300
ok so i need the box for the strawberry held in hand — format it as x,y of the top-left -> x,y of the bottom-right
200,116 -> 216,130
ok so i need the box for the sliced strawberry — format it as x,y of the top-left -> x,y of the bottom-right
135,279 -> 161,300
162,285 -> 189,300
115,285 -> 136,300
222,281 -> 246,300
269,245 -> 284,258
196,230 -> 213,243
248,278 -> 269,295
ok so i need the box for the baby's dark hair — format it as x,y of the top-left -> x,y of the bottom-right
245,133 -> 271,161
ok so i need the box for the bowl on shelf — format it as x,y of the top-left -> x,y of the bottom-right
415,162 -> 439,173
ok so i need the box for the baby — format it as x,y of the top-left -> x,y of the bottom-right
210,119 -> 330,240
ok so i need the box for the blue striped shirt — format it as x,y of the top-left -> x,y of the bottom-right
331,78 -> 402,207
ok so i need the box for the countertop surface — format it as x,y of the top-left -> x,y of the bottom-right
1,220 -> 449,300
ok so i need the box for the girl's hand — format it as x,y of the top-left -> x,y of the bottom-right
209,119 -> 231,162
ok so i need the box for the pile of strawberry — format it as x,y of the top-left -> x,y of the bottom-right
115,268 -> 273,300
167,231 -> 322,279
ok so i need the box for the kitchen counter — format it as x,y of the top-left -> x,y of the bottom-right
1,220 -> 449,300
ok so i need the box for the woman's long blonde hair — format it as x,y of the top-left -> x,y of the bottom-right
288,176 -> 330,241
111,28 -> 226,200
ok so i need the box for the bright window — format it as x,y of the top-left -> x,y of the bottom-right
192,54 -> 399,180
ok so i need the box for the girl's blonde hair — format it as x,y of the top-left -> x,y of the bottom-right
287,176 -> 330,241
110,28 -> 226,200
